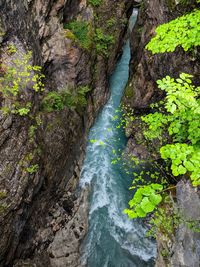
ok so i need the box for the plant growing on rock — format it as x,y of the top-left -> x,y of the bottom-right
125,73 -> 200,221
88,0 -> 103,7
0,51 -> 44,115
94,28 -> 114,56
146,9 -> 200,53
42,86 -> 91,112
125,4 -> 200,227
64,20 -> 92,49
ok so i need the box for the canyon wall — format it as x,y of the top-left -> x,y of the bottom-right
0,0 -> 132,266
125,0 -> 200,266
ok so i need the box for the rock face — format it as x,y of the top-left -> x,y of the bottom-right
156,181 -> 200,267
124,0 -> 200,109
0,0 -> 132,266
171,181 -> 200,267
123,0 -> 200,266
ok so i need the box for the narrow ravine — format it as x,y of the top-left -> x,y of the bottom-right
79,10 -> 156,267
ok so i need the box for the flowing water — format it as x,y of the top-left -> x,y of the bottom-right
79,10 -> 156,267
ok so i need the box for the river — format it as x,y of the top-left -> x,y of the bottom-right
79,9 -> 156,267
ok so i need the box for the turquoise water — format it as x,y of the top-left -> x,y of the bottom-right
79,10 -> 156,267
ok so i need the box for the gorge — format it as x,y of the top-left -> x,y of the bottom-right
0,1 -> 200,267
79,10 -> 156,267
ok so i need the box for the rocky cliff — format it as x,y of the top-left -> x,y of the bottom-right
0,1 -> 133,266
125,0 -> 199,109
124,0 -> 200,266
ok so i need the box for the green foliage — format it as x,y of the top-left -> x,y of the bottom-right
142,112 -> 168,139
126,4 -> 200,240
106,18 -> 116,27
28,125 -> 37,139
94,28 -> 114,56
161,144 -> 200,186
142,73 -> 200,186
0,51 -> 44,115
63,18 -> 114,56
124,183 -> 163,218
146,10 -> 200,53
179,0 -> 200,4
42,91 -> 65,112
7,44 -> 17,54
27,164 -> 39,174
88,0 -> 103,7
186,219 -> 200,233
147,200 -> 179,238
148,197 -> 200,238
64,21 -> 92,49
42,86 -> 91,112
28,115 -> 42,140
13,102 -> 32,116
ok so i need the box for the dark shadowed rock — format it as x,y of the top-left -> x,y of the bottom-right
63,197 -> 74,214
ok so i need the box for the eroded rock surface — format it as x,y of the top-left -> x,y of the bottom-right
0,0 -> 132,266
13,189 -> 89,267
123,1 -> 200,266
170,181 -> 200,267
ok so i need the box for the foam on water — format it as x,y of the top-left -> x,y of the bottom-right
79,10 -> 156,267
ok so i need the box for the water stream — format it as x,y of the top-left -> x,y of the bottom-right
79,10 -> 156,267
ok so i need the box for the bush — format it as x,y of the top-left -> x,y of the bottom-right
64,21 -> 92,49
0,51 -> 44,116
94,28 -> 114,56
42,86 -> 91,112
146,9 -> 200,53
88,0 -> 103,7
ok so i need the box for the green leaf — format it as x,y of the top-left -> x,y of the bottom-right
178,165 -> 187,175
184,160 -> 195,171
140,197 -> 155,213
151,184 -> 163,191
135,206 -> 147,218
149,193 -> 162,206
123,209 -> 137,219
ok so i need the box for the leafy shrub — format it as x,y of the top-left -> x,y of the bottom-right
124,184 -> 163,218
88,0 -> 103,7
125,4 -> 200,235
146,10 -> 200,53
142,73 -> 200,186
64,21 -> 92,49
125,73 -> 200,223
7,44 -> 17,54
42,91 -> 65,112
0,51 -> 44,115
106,18 -> 116,27
94,28 -> 114,56
42,86 -> 91,112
